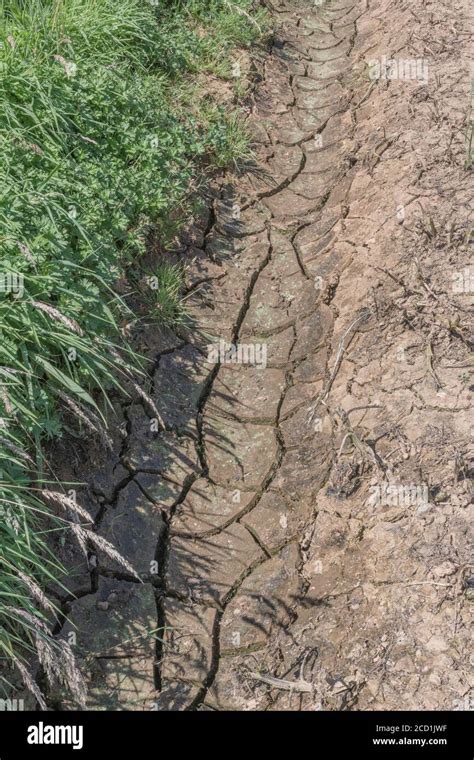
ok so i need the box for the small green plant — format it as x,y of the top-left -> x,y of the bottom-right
207,109 -> 254,168
134,262 -> 189,328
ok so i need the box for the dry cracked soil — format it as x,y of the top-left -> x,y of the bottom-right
46,0 -> 473,712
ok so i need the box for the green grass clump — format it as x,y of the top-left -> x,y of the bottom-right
0,0 -> 265,703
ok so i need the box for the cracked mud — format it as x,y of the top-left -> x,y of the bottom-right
49,0 -> 473,711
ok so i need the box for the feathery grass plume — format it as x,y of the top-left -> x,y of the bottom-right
11,656 -> 47,711
57,393 -> 99,437
7,606 -> 49,632
68,521 -> 89,560
36,636 -> 59,686
130,380 -> 166,430
31,301 -> 84,336
16,571 -> 57,617
70,524 -> 140,581
0,436 -> 34,464
35,635 -> 86,707
55,390 -> 113,450
108,346 -> 165,426
0,386 -> 14,416
54,639 -> 87,707
40,490 -> 94,524
17,242 -> 36,267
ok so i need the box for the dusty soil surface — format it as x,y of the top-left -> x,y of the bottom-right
50,0 -> 473,711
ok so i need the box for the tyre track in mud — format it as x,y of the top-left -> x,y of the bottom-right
152,0 -> 363,711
